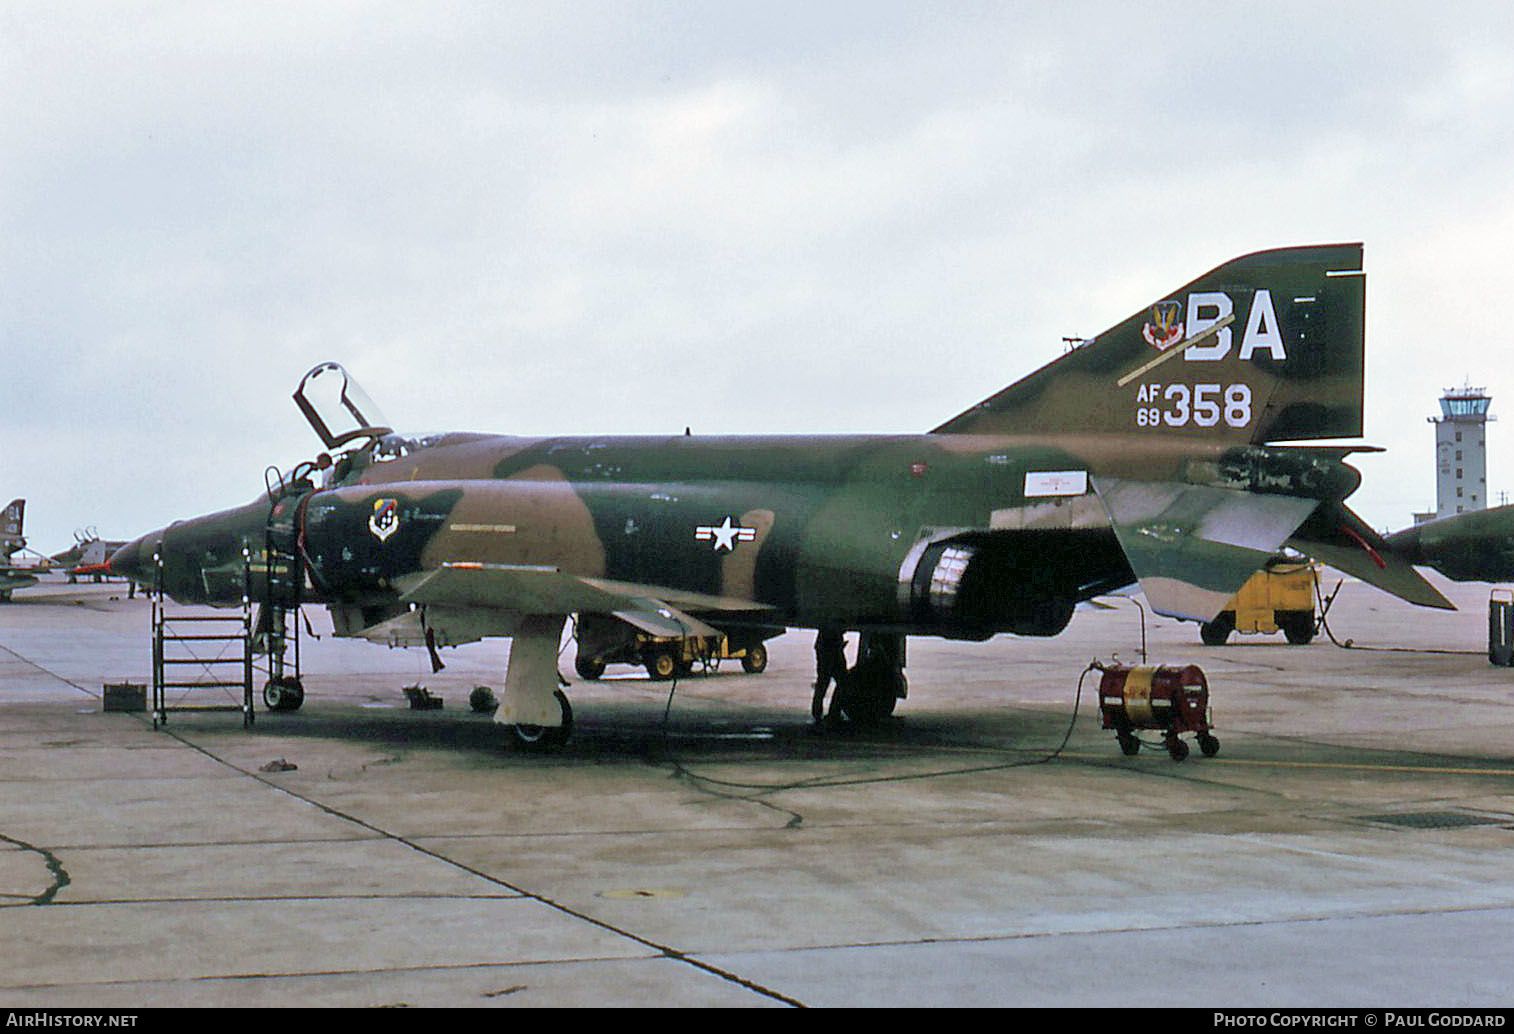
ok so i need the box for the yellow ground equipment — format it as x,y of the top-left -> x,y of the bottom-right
573,613 -> 776,681
1199,557 -> 1318,646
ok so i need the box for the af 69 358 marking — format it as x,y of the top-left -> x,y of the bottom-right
1134,382 -> 1253,429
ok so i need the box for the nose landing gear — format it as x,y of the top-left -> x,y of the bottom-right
262,676 -> 305,712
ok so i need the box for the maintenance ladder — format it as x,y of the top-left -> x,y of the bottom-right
150,556 -> 254,729
146,469 -> 317,729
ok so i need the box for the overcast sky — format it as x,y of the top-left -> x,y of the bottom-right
4,2 -> 1514,554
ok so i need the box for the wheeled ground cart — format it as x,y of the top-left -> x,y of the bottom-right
1096,663 -> 1218,761
573,612 -> 778,681
1199,556 -> 1318,646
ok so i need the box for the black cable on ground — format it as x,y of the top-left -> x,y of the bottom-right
1315,574 -> 1482,656
645,660 -> 1098,802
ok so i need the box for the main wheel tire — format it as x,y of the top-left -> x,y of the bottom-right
1198,732 -> 1220,757
574,655 -> 606,680
511,689 -> 573,750
740,642 -> 768,674
836,664 -> 903,726
1167,736 -> 1190,762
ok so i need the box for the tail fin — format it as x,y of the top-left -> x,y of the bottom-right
1,499 -> 24,554
932,244 -> 1365,443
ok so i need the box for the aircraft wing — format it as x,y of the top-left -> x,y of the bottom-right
398,562 -> 736,639
1091,477 -> 1320,622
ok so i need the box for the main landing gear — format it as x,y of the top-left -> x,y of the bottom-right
507,689 -> 574,750
824,632 -> 908,728
497,615 -> 576,751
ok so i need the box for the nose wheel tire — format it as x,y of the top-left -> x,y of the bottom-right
262,677 -> 305,712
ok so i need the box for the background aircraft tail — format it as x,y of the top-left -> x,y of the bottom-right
1,499 -> 24,557
932,244 -> 1365,444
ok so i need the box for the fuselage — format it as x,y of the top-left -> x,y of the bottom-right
313,431 -> 1133,636
108,430 -> 1358,639
111,431 -> 1141,637
1384,503 -> 1514,583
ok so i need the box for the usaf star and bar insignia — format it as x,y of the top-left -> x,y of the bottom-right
694,516 -> 756,553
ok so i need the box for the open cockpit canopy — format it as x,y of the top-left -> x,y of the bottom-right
293,362 -> 393,449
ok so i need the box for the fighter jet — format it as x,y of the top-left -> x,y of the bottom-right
1384,504 -> 1514,583
50,529 -> 129,582
0,499 -> 42,600
107,244 -> 1451,746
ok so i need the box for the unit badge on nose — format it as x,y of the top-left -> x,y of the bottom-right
694,516 -> 756,553
369,498 -> 401,543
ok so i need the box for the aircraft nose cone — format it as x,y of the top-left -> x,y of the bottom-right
106,536 -> 151,585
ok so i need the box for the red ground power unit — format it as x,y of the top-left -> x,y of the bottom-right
1096,663 -> 1219,761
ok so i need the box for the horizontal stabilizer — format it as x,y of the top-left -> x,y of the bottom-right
0,570 -> 40,593
1291,503 -> 1454,609
1093,477 -> 1319,622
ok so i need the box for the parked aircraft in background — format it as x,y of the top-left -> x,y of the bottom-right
50,529 -> 129,582
1,499 -> 41,600
108,244 -> 1452,745
1385,504 -> 1514,584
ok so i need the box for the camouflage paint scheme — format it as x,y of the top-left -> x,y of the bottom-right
48,532 -> 128,581
1385,504 -> 1514,583
107,244 -> 1452,738
0,499 -> 39,599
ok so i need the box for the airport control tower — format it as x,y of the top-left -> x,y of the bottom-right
1423,386 -> 1493,521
